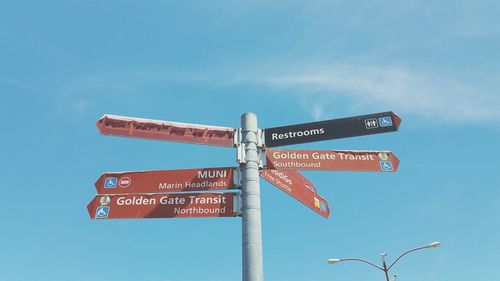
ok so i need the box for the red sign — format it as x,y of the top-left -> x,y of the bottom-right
87,192 -> 239,219
260,169 -> 330,219
266,149 -> 400,172
97,114 -> 235,147
95,167 -> 235,194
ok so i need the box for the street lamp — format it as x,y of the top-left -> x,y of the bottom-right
327,242 -> 440,281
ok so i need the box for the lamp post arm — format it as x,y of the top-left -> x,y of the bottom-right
339,258 -> 385,271
387,246 -> 429,271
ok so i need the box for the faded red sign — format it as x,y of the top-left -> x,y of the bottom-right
95,167 -> 235,194
97,114 -> 235,147
260,169 -> 330,219
266,149 -> 400,172
87,192 -> 238,219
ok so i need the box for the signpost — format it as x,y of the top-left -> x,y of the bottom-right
95,167 -> 237,194
264,111 -> 401,147
87,192 -> 239,219
260,169 -> 330,218
89,110 -> 402,281
266,149 -> 400,172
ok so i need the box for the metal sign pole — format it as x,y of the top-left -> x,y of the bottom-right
240,112 -> 264,281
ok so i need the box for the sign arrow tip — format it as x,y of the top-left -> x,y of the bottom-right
393,153 -> 401,171
393,112 -> 402,130
86,198 -> 97,219
96,115 -> 108,135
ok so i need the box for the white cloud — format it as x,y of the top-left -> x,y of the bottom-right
34,61 -> 499,124
72,98 -> 92,114
231,63 -> 500,123
0,76 -> 36,93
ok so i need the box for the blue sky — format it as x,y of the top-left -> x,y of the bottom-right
1,1 -> 500,281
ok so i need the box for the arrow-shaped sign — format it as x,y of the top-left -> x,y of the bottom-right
95,167 -> 237,194
264,111 -> 401,147
266,149 -> 400,172
260,169 -> 330,219
87,192 -> 240,219
97,114 -> 236,147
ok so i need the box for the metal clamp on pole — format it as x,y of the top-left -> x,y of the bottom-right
236,128 -> 247,164
256,129 -> 264,148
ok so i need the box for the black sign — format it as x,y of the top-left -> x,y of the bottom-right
264,111 -> 401,147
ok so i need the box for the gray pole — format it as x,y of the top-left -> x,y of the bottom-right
241,112 -> 264,281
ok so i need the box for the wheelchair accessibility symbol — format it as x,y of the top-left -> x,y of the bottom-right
320,202 -> 327,213
380,161 -> 393,171
96,206 -> 110,219
104,177 -> 117,188
378,116 -> 393,127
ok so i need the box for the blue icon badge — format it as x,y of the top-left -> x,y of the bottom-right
320,202 -> 327,212
378,116 -> 393,127
96,206 -> 110,219
104,177 -> 117,188
380,161 -> 393,171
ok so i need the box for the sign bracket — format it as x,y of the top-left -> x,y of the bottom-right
233,167 -> 243,188
233,192 -> 243,217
